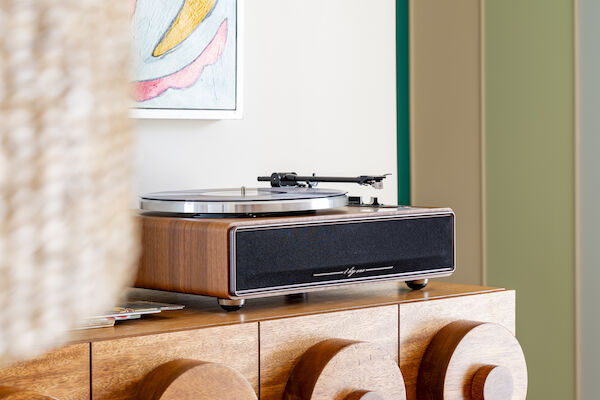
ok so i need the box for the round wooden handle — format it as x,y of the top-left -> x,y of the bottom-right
417,320 -> 527,400
283,339 -> 407,400
0,387 -> 54,400
136,359 -> 257,400
471,365 -> 514,400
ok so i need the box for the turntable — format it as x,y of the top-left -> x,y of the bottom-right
136,173 -> 455,311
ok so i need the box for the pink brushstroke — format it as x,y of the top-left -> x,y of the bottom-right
130,0 -> 137,18
134,19 -> 228,102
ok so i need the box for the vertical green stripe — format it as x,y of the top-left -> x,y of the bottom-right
485,1 -> 575,399
579,0 -> 600,398
397,0 -> 410,205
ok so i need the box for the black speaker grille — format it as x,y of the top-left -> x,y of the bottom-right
233,214 -> 454,293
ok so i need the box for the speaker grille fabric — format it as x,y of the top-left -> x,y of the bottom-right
0,0 -> 138,364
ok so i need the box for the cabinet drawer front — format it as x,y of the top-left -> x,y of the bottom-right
0,344 -> 89,400
91,323 -> 258,400
260,305 -> 398,400
399,290 -> 516,400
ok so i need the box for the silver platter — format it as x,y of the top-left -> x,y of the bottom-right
140,187 -> 348,215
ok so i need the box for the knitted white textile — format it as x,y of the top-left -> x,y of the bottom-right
0,0 -> 138,364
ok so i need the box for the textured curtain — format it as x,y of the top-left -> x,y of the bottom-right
0,0 -> 138,363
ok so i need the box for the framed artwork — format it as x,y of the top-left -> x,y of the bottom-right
130,0 -> 243,119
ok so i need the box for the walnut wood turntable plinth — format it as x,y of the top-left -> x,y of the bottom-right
0,282 -> 526,399
135,206 -> 456,309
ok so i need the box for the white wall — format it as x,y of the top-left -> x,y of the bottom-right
134,0 -> 398,205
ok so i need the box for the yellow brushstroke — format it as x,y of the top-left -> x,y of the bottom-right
153,0 -> 216,57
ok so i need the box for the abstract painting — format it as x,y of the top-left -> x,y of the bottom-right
130,0 -> 241,119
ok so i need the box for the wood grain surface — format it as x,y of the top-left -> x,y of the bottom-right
345,391 -> 385,400
91,323 -> 258,400
0,387 -> 54,400
136,359 -> 257,400
69,282 -> 505,344
136,215 -> 232,298
283,339 -> 406,400
417,320 -> 527,400
471,365 -> 513,400
399,290 -> 515,400
260,306 -> 398,400
0,344 -> 89,400
0,283 -> 516,399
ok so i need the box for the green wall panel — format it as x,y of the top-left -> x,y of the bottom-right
485,1 -> 575,399
397,0 -> 410,205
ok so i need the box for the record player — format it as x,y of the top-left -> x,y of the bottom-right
136,173 -> 455,311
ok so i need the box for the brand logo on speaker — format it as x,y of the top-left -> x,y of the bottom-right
343,266 -> 365,277
313,265 -> 394,278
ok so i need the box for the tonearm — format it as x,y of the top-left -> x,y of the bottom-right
257,172 -> 390,189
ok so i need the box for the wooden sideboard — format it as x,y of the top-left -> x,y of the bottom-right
0,282 -> 526,399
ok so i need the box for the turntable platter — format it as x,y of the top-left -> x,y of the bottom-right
140,187 -> 348,215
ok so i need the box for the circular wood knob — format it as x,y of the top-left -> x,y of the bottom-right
471,365 -> 514,400
136,359 -> 257,400
283,339 -> 407,400
0,387 -> 54,400
417,320 -> 527,400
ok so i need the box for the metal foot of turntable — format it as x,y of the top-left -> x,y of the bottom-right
218,298 -> 245,312
405,279 -> 429,290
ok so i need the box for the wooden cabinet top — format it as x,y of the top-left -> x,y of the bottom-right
69,282 -> 508,344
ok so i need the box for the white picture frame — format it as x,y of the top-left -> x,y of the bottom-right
130,0 -> 243,120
